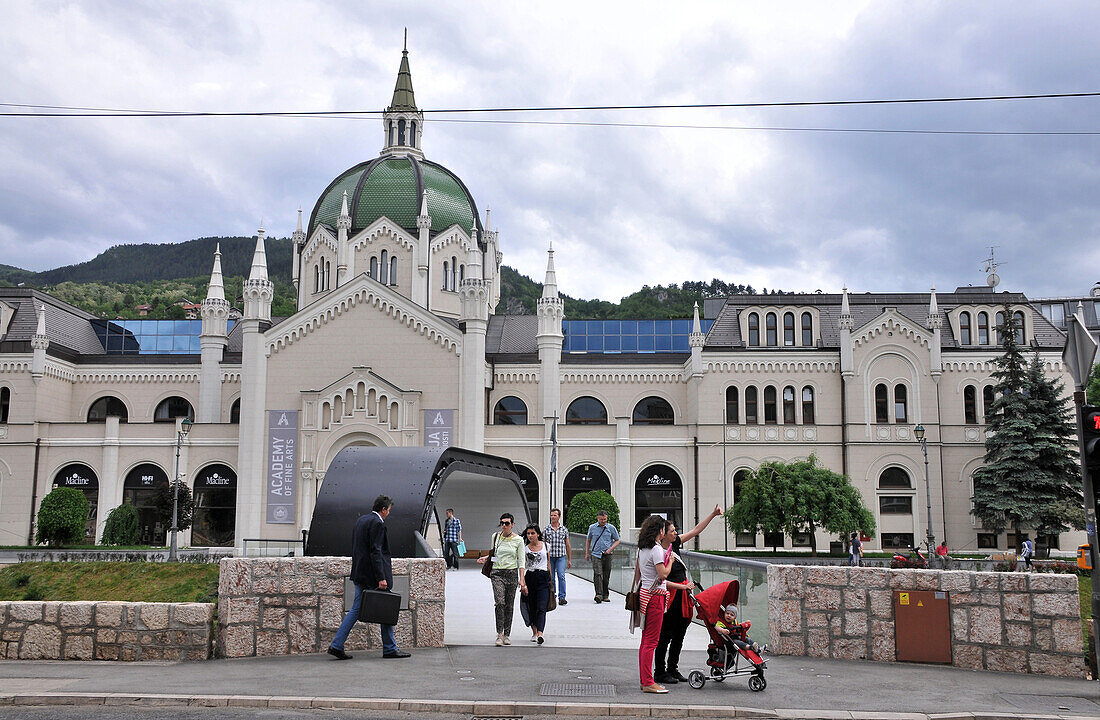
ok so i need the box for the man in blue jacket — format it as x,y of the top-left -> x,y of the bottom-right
328,495 -> 410,659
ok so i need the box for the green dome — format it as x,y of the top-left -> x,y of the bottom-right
308,155 -> 483,243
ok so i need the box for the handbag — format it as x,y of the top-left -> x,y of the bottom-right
481,533 -> 500,578
357,589 -> 401,626
625,577 -> 640,611
547,592 -> 557,612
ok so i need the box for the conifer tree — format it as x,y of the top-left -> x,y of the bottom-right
1025,350 -> 1084,534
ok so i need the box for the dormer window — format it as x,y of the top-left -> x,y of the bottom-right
977,312 -> 989,345
765,312 -> 777,346
747,313 -> 759,346
783,312 -> 795,346
959,311 -> 972,345
801,312 -> 813,346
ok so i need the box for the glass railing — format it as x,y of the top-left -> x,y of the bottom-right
567,533 -> 770,644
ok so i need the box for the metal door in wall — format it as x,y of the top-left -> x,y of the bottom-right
893,590 -> 952,664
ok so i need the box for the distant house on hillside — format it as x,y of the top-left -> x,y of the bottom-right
175,301 -> 202,319
135,304 -> 151,316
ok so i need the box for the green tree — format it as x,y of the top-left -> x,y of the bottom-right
35,487 -> 89,547
565,490 -> 620,534
1087,361 -> 1100,405
154,480 -> 194,533
101,502 -> 141,545
725,454 -> 874,555
972,308 -> 1082,535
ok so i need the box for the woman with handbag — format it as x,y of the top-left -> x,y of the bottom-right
654,505 -> 723,685
477,512 -> 525,646
633,514 -> 672,693
521,523 -> 552,644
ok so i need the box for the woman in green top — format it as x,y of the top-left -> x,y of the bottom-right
477,512 -> 526,646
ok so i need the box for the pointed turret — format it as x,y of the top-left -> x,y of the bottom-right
291,208 -> 305,296
928,285 -> 942,379
249,225 -> 269,283
381,40 -> 425,156
244,225 -> 274,322
413,190 -> 431,308
839,286 -> 853,329
31,302 -> 48,384
541,242 -> 559,300
466,226 -> 483,281
838,286 -> 854,377
536,242 -> 565,456
926,285 -> 942,328
206,243 -> 225,301
387,45 -> 417,112
689,301 -> 705,377
199,244 -> 230,422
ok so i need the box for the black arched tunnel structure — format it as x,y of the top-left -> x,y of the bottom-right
304,446 -> 531,558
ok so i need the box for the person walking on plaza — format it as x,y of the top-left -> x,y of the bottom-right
633,514 -> 672,693
443,508 -> 463,570
848,531 -> 863,567
477,512 -> 525,646
521,523 -> 552,644
1020,537 -> 1034,570
328,495 -> 410,660
653,504 -> 723,685
543,508 -> 571,605
584,510 -> 620,603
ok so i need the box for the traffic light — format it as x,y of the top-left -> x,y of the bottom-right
1086,405 -> 1100,472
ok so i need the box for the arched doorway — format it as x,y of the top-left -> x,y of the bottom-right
53,463 -> 98,543
515,465 -> 539,523
563,464 -> 611,517
191,464 -> 236,547
635,464 -> 683,528
124,463 -> 169,546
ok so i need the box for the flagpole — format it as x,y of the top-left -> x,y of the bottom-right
550,415 -> 559,510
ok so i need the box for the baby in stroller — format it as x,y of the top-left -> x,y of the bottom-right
713,605 -> 765,656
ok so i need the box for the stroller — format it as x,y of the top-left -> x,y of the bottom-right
685,580 -> 768,692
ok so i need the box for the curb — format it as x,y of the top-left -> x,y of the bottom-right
0,693 -> 1098,720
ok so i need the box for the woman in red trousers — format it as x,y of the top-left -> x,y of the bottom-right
634,514 -> 672,693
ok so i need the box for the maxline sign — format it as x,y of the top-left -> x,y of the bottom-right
266,410 -> 298,524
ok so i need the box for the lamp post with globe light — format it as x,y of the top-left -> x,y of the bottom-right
169,416 -> 193,562
914,424 -> 936,560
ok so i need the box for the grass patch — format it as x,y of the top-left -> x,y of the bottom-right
0,562 -> 219,603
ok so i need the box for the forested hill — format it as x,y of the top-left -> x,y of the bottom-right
2,236 -> 780,319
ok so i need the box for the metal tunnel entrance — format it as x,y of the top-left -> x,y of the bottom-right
304,446 -> 529,558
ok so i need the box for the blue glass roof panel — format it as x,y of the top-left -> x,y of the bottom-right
561,318 -> 713,355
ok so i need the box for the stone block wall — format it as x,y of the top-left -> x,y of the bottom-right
768,565 -> 1086,678
0,601 -> 214,661
217,556 -> 445,658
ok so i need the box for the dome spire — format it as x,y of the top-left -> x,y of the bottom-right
387,35 -> 418,113
381,38 -> 425,157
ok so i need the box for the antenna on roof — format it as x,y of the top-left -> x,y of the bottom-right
982,246 -> 1001,289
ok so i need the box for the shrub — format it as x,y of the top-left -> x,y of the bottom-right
35,487 -> 89,547
101,503 -> 141,546
153,480 -> 194,531
565,490 -> 621,534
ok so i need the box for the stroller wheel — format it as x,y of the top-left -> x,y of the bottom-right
687,671 -> 706,690
748,674 -> 766,692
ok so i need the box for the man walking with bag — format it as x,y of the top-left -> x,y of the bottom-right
584,510 -> 620,603
443,507 -> 463,570
328,495 -> 410,660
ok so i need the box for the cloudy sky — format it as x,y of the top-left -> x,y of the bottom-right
2,1 -> 1099,303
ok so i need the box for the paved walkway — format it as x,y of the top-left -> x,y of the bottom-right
444,566 -> 712,648
1,644 -> 1097,718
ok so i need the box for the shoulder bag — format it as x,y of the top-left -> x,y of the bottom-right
481,532 -> 500,578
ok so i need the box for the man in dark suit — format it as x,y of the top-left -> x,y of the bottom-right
327,495 -> 410,659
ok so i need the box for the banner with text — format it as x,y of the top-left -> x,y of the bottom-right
266,410 -> 298,524
423,409 -> 454,448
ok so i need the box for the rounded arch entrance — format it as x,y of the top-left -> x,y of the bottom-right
515,464 -> 539,523
305,447 -> 528,558
53,463 -> 99,543
562,463 -> 611,519
634,463 -> 683,528
191,463 -> 236,547
123,463 -> 169,546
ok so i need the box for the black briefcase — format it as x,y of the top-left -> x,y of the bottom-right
358,589 -> 401,625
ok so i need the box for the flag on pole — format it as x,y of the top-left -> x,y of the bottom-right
550,420 -> 558,475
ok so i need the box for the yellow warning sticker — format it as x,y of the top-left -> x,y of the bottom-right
917,600 -> 924,607
899,592 -> 909,605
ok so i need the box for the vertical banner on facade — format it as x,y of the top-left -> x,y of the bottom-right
266,410 -> 298,524
423,409 -> 454,448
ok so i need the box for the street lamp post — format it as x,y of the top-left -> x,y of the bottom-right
914,424 -> 936,561
169,416 -> 193,562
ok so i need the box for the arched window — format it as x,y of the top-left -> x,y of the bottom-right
370,256 -> 378,280
53,463 -> 99,542
563,464 -> 611,515
516,465 -> 539,522
635,464 -> 682,528
765,312 -> 777,346
875,383 -> 889,423
983,385 -> 996,423
442,261 -> 450,290
154,396 -> 194,423
633,396 -> 674,425
995,311 -> 1005,344
894,385 -> 908,424
388,120 -> 395,146
725,386 -> 739,424
380,250 -> 389,285
733,469 -> 749,503
124,463 -> 169,545
565,396 -> 608,425
964,385 -> 977,424
389,256 -> 398,285
325,260 -> 331,290
410,120 -> 417,148
802,386 -> 815,424
747,313 -> 760,346
783,312 -> 795,346
493,396 -> 528,425
398,118 -> 406,145
230,398 -> 241,424
959,311 -> 972,345
451,256 -> 457,291
782,386 -> 796,424
1013,311 -> 1026,344
977,312 -> 989,345
313,264 -> 319,292
87,396 -> 128,423
459,264 -> 465,283
0,386 -> 9,423
878,467 -> 912,488
801,312 -> 813,346
763,386 -> 778,424
745,386 -> 758,424
191,464 -> 237,547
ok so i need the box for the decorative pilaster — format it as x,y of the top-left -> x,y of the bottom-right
199,243 -> 230,423
458,228 -> 489,451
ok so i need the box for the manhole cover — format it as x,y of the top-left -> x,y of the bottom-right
540,682 -> 616,697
